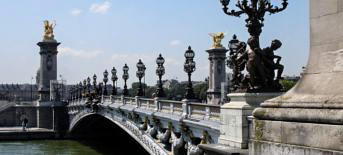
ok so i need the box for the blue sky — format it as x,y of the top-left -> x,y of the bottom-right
0,0 -> 309,87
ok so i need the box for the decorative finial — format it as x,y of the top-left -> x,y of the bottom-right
233,34 -> 237,40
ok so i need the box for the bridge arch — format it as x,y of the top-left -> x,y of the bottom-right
69,112 -> 150,155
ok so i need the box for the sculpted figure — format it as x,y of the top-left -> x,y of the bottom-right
43,20 -> 56,41
209,32 -> 225,48
139,118 -> 148,131
171,132 -> 186,155
262,39 -> 284,81
157,123 -> 172,145
227,35 -> 248,91
186,139 -> 204,155
226,35 -> 285,92
147,124 -> 158,139
245,37 -> 267,89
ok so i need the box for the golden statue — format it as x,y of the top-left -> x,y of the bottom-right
43,20 -> 56,42
209,32 -> 225,49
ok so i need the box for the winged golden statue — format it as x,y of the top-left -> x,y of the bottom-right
209,32 -> 225,49
43,20 -> 56,42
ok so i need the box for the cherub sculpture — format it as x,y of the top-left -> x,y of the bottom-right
43,20 -> 56,41
262,39 -> 284,82
209,32 -> 225,49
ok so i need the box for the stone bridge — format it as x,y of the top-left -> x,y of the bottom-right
68,95 -> 222,155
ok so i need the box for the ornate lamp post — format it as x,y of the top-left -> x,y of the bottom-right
220,0 -> 288,47
111,67 -> 118,95
184,46 -> 196,99
87,77 -> 91,95
93,74 -> 97,95
155,54 -> 166,98
103,70 -> 109,95
136,59 -> 146,96
122,64 -> 129,96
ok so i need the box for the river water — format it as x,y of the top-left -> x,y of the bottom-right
0,140 -> 117,155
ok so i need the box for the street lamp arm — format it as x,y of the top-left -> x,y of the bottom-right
222,6 -> 244,17
265,0 -> 288,14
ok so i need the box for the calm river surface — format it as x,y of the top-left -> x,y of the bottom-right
0,140 -> 117,155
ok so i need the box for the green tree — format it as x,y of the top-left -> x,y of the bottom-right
280,80 -> 297,91
128,82 -> 148,97
144,86 -> 156,98
168,83 -> 187,100
193,82 -> 208,102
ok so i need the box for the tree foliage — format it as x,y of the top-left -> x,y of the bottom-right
280,80 -> 297,91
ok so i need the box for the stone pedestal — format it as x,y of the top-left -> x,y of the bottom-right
37,103 -> 53,129
37,41 -> 60,103
219,93 -> 281,149
36,101 -> 67,131
206,48 -> 228,105
250,1 -> 343,154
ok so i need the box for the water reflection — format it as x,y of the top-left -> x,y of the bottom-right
0,140 -> 134,155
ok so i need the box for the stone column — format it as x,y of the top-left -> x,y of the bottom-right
36,40 -> 60,129
37,40 -> 60,103
206,48 -> 228,104
251,1 -> 343,154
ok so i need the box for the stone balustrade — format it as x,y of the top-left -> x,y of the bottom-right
101,96 -> 221,123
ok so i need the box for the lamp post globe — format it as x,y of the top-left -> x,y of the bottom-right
185,46 -> 195,59
156,54 -> 165,66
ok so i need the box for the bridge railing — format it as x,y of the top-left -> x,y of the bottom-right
158,100 -> 183,116
188,102 -> 220,121
112,96 -> 122,103
139,98 -> 155,110
73,95 -> 221,122
102,96 -> 111,103
124,97 -> 136,106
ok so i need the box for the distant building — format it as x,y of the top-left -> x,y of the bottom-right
0,84 -> 39,101
161,79 -> 178,89
161,79 -> 206,89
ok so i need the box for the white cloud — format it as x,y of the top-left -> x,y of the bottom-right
58,47 -> 103,59
89,1 -> 111,14
169,40 -> 181,46
71,8 -> 82,16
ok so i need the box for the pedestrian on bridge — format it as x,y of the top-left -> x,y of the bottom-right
22,118 -> 28,132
